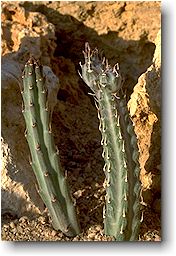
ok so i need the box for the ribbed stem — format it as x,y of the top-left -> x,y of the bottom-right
79,42 -> 141,241
21,57 -> 80,236
98,90 -> 128,240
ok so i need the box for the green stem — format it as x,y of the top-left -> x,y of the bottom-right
21,57 -> 80,236
80,43 -> 141,241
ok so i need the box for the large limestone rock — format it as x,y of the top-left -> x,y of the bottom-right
1,1 -> 56,65
128,30 -> 161,205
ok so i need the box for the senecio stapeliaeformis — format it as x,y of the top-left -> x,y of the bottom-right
79,43 -> 142,241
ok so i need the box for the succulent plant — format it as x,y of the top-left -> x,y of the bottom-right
79,43 -> 141,241
21,57 -> 80,237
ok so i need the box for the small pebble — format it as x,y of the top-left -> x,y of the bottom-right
19,216 -> 28,223
51,230 -> 57,237
9,222 -> 15,229
38,216 -> 45,224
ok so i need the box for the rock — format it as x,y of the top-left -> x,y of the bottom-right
128,30 -> 161,195
151,173 -> 161,194
1,2 -> 60,218
141,189 -> 154,207
152,198 -> 161,214
1,2 -> 56,66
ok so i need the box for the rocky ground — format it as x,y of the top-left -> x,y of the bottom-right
1,1 -> 161,241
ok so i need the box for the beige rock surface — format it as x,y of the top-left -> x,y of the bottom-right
128,29 -> 161,197
1,1 -> 56,65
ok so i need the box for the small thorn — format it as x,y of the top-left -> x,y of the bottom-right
106,181 -> 110,187
125,174 -> 128,182
123,160 -> 127,168
88,92 -> 96,97
114,62 -> 119,71
65,170 -> 68,178
64,227 -> 69,233
119,129 -> 122,139
94,100 -> 99,110
45,101 -> 49,112
102,57 -> 106,65
103,181 -> 106,189
78,70 -> 83,79
22,102 -> 25,113
38,78 -> 43,81
73,198 -> 76,206
36,144 -> 41,151
22,75 -> 25,79
106,58 -> 109,68
49,123 -> 52,133
24,129 -> 27,137
101,136 -> 104,145
103,207 -> 106,219
102,124 -> 106,133
28,71 -> 32,75
117,115 -> 120,126
122,140 -> 125,152
56,146 -> 59,155
29,85 -> 33,90
107,162 -> 111,173
104,136 -> 107,146
120,225 -> 124,234
97,110 -> 101,120
32,122 -> 37,128
114,109 -> 118,118
140,211 -> 144,222
111,95 -> 115,101
114,93 -> 120,100
107,197 -> 111,204
122,208 -> 126,218
99,88 -> 103,94
44,171 -> 49,177
93,95 -> 99,103
103,163 -> 107,172
36,79 -> 38,82
29,155 -> 32,165
124,193 -> 127,201
87,68 -> 93,74
51,195 -> 57,203
29,101 -> 34,107
99,121 -> 102,132
102,148 -> 105,158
